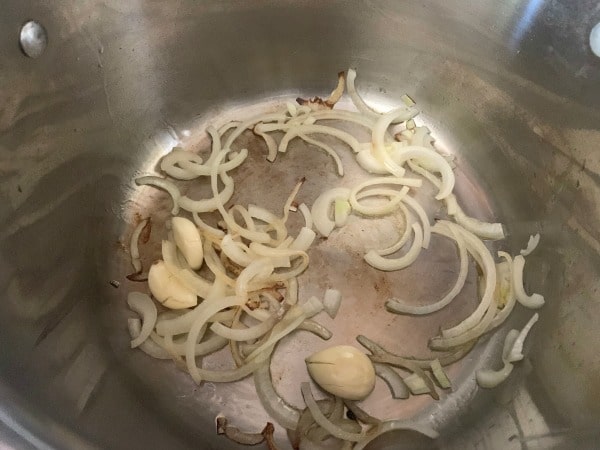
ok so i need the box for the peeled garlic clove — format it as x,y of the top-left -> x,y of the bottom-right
306,345 -> 375,400
148,260 -> 197,309
172,217 -> 203,270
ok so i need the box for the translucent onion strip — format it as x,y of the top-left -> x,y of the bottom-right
301,383 -> 364,442
127,318 -> 171,359
210,315 -> 277,341
130,218 -> 149,273
254,362 -> 301,430
311,187 -> 351,237
507,313 -> 539,363
376,204 -> 412,256
402,195 -> 431,249
364,223 -> 423,271
374,363 -> 409,399
346,68 -> 416,123
390,146 -> 455,200
520,233 -> 540,256
178,172 -> 236,213
386,222 -> 467,315
127,292 -> 157,348
444,195 -> 505,240
439,222 -> 497,339
513,255 -> 545,309
135,176 -> 181,215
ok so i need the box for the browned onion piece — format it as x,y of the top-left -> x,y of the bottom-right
296,71 -> 346,110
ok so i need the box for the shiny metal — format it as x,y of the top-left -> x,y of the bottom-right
0,1 -> 599,449
19,21 -> 47,58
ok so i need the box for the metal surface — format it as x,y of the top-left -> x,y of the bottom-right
0,1 -> 599,449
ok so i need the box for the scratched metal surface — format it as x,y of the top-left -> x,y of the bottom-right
0,1 -> 599,449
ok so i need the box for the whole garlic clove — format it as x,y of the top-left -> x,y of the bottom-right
171,217 -> 204,270
148,260 -> 197,309
306,345 -> 375,400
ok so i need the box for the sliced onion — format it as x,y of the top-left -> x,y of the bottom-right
386,222 -> 467,315
236,259 -> 275,302
438,222 -> 497,339
160,148 -> 204,180
513,255 -> 545,309
289,110 -> 376,130
476,329 -> 519,389
364,223 -> 423,271
135,176 -> 180,215
372,109 -> 412,177
390,145 -> 454,200
192,212 -> 225,240
301,383 -> 365,442
298,133 -> 344,176
291,227 -> 316,252
311,187 -> 351,237
223,113 -> 287,150
323,289 -> 342,319
445,195 -> 505,240
221,234 -> 256,267
402,195 -> 430,249
297,319 -> 332,340
278,124 -> 363,155
334,198 -> 351,227
282,178 -> 306,224
344,401 -> 380,425
356,335 -> 439,400
298,203 -> 313,229
186,296 -> 253,383
128,318 -> 170,359
254,362 -> 301,430
520,233 -> 540,256
178,171 -> 236,213
403,373 -> 431,395
430,359 -> 451,389
151,330 -> 228,357
488,253 -> 517,330
346,68 -> 417,123
476,361 -> 513,389
285,277 -> 299,306
130,218 -> 149,273
376,203 -> 411,256
127,292 -> 157,348
507,313 -> 539,363
374,363 -> 409,399
356,148 -> 390,174
352,187 -> 409,216
210,315 -> 277,341
253,125 -> 279,162
245,298 -> 322,361
430,302 -> 497,351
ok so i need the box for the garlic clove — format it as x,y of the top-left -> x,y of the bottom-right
172,217 -> 204,270
306,345 -> 375,400
148,260 -> 197,309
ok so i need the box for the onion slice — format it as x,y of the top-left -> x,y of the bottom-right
301,383 -> 364,442
135,176 -> 181,215
507,313 -> 539,363
520,233 -> 540,256
254,362 -> 301,430
385,222 -> 467,315
311,187 -> 351,237
127,318 -> 170,359
129,218 -> 149,273
374,363 -> 409,399
513,255 -> 545,309
364,223 -> 423,271
127,292 -> 157,348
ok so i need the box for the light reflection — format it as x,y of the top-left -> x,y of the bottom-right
510,0 -> 545,51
